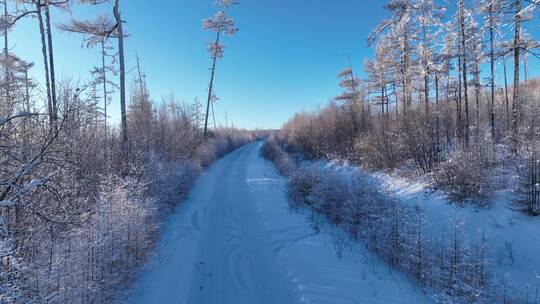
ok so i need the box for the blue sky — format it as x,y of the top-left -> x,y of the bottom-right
9,1 -> 540,129
11,1 -> 386,130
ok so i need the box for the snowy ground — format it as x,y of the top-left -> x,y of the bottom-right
373,171 -> 540,300
127,142 -> 430,304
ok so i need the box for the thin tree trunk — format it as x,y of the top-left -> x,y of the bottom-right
422,23 -> 429,114
473,46 -> 481,141
204,30 -> 221,139
36,3 -> 53,128
404,29 -> 411,110
489,4 -> 496,141
523,53 -> 528,83
381,73 -> 385,115
44,0 -> 57,129
347,58 -> 359,136
459,0 -> 470,147
136,52 -> 146,96
503,55 -> 510,131
101,39 -> 108,139
114,0 -> 128,157
435,75 -> 440,151
3,0 -> 10,105
457,55 -> 463,142
511,0 -> 521,152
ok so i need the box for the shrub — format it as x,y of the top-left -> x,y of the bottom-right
435,139 -> 494,203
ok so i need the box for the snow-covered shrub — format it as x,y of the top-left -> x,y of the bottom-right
435,139 -> 495,203
399,108 -> 440,173
354,118 -> 404,170
198,129 -> 253,167
329,228 -> 350,259
308,169 -> 350,224
265,144 -> 506,303
261,138 -> 297,176
0,239 -> 25,304
147,155 -> 201,208
287,167 -> 320,209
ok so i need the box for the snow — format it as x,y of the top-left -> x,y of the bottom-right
372,172 -> 540,298
316,160 -> 540,300
127,142 -> 431,304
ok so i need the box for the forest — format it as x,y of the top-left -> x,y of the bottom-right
1,0 -> 540,303
0,0 -> 254,303
276,0 -> 539,208
262,0 -> 540,303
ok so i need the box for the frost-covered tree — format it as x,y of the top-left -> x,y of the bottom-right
202,0 -> 238,138
478,0 -> 505,140
336,57 -> 364,138
59,13 -> 118,138
413,0 -> 445,113
369,0 -> 415,114
9,0 -> 69,128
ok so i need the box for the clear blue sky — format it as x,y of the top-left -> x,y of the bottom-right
10,1 -> 540,130
11,1 -> 386,130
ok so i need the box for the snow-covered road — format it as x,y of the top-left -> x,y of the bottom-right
127,142 -> 430,304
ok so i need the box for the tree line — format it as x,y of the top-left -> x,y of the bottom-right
0,0 -> 250,303
281,0 -> 540,210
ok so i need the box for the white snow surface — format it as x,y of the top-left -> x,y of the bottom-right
127,142 -> 430,304
376,171 -> 540,299
312,159 -> 540,300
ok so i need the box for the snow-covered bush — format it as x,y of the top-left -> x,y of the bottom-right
198,129 -> 253,167
148,155 -> 202,208
261,138 -> 297,176
354,118 -> 404,170
0,240 -> 25,304
435,139 -> 495,203
264,141 -> 509,304
308,169 -> 350,224
287,167 -> 320,209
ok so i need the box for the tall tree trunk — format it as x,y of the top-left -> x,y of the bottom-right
489,4 -> 496,141
473,46 -> 481,141
511,0 -> 521,152
435,75 -> 440,152
522,53 -> 528,83
44,0 -> 57,130
347,58 -> 359,137
113,0 -> 128,157
404,28 -> 411,110
204,31 -> 221,139
459,0 -> 470,147
381,72 -> 385,115
36,3 -> 53,128
422,23 -> 429,114
503,55 -> 510,132
101,39 -> 108,139
457,56 -> 463,142
3,0 -> 10,105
